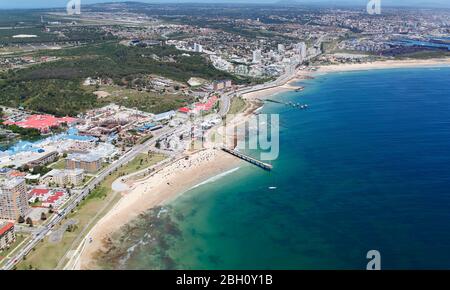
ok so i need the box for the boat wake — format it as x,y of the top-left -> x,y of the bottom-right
189,167 -> 241,190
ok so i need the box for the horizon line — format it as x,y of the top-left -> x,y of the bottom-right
1,1 -> 450,10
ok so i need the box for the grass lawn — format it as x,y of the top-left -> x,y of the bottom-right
92,85 -> 194,114
228,96 -> 247,115
15,152 -> 166,270
49,159 -> 66,170
0,234 -> 29,267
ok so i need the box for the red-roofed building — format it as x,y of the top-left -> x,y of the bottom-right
5,114 -> 78,133
7,170 -> 26,178
178,107 -> 191,114
29,188 -> 67,209
29,188 -> 50,199
193,96 -> 219,114
40,190 -> 67,209
0,222 -> 15,251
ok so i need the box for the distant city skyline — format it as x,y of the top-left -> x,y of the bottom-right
1,0 -> 450,9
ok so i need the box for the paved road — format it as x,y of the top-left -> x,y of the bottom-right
218,65 -> 299,117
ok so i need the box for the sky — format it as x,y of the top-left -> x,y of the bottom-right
0,0 -> 449,9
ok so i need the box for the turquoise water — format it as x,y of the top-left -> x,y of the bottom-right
100,67 -> 450,270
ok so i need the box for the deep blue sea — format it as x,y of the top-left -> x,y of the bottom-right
100,67 -> 450,270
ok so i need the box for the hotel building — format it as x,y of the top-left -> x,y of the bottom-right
0,178 -> 29,221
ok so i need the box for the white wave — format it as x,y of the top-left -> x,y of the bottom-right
189,167 -> 241,190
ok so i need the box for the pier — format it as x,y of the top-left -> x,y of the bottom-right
265,99 -> 309,109
221,147 -> 273,171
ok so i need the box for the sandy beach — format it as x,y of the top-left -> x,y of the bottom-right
242,70 -> 312,100
317,58 -> 450,73
77,149 -> 241,269
243,58 -> 450,100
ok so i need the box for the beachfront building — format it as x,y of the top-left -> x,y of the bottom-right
0,222 -> 15,251
0,178 -> 29,221
65,153 -> 102,173
41,169 -> 85,187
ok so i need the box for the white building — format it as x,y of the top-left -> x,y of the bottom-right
193,43 -> 203,53
294,42 -> 307,61
41,169 -> 85,187
252,49 -> 262,64
0,178 -> 29,221
153,110 -> 176,122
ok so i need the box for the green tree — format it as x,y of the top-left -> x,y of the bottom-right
26,217 -> 33,227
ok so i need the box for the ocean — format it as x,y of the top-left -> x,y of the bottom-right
96,66 -> 450,270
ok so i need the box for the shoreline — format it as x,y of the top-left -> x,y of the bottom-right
73,56 -> 450,270
77,149 -> 242,269
316,57 -> 450,73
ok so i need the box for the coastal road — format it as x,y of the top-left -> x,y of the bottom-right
218,43 -> 324,117
218,65 -> 299,117
1,128 -> 176,270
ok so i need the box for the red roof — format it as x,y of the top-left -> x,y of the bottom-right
54,191 -> 64,197
178,107 -> 190,113
30,188 -> 50,197
0,223 -> 14,236
194,96 -> 218,112
5,115 -> 78,131
8,170 -> 26,178
45,191 -> 65,203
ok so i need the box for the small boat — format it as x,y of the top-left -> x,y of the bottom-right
269,186 -> 277,190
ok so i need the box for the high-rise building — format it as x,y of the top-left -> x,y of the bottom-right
194,43 -> 203,53
0,222 -> 15,251
0,178 -> 29,221
294,42 -> 307,61
252,49 -> 262,63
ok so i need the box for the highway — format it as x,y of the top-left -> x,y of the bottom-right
1,128 -> 175,270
